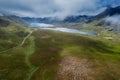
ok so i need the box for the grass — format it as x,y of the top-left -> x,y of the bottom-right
29,29 -> 120,80
0,47 -> 29,80
0,28 -> 120,80
24,36 -> 38,80
30,30 -> 62,80
0,26 -> 29,51
0,26 -> 32,80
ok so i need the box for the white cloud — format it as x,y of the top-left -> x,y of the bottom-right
53,0 -> 99,19
105,15 -> 120,31
0,0 -> 119,18
106,15 -> 120,25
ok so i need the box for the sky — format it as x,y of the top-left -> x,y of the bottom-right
0,0 -> 120,18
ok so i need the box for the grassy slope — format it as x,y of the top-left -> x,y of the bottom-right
30,29 -> 120,80
0,41 -> 30,80
0,27 -> 120,80
56,19 -> 120,39
0,23 -> 32,80
0,24 -> 29,51
0,16 -> 35,80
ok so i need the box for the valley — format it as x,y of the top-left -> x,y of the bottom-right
0,4 -> 120,80
0,25 -> 120,80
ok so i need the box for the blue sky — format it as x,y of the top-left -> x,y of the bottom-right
0,0 -> 120,18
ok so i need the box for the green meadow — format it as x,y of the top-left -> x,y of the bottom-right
0,28 -> 120,80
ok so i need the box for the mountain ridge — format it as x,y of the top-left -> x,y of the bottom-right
21,6 -> 120,23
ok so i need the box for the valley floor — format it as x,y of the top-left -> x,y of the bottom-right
0,28 -> 120,80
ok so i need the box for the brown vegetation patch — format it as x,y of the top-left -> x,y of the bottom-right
41,35 -> 51,39
58,56 -> 94,80
48,47 -> 61,52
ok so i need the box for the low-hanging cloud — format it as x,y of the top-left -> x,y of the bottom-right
105,15 -> 120,31
0,0 -> 120,18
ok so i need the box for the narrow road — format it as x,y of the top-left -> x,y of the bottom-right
0,31 -> 33,53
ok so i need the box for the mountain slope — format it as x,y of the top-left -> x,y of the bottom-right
0,12 -> 28,26
5,15 -> 28,26
0,17 -> 10,27
95,6 -> 120,19
0,15 -> 30,51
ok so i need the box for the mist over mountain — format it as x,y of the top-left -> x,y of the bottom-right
95,6 -> 120,19
21,6 -> 120,24
0,0 -> 120,19
0,0 -> 120,32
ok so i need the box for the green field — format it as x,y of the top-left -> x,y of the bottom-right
0,28 -> 120,80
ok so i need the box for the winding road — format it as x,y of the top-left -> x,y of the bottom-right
0,31 -> 33,53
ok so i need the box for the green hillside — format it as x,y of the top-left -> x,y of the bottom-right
0,27 -> 120,80
0,14 -> 120,80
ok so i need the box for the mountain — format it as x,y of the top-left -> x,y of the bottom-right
21,6 -> 120,33
63,15 -> 93,23
0,12 -> 28,27
0,13 -> 30,52
22,6 -> 120,24
22,17 -> 60,24
0,16 -> 10,27
94,6 -> 120,19
5,15 -> 28,26
22,15 -> 93,24
84,6 -> 120,33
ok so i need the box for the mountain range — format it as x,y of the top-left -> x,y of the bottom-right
0,5 -> 120,32
22,6 -> 120,24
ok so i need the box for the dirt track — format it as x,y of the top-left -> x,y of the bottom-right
0,31 -> 33,53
